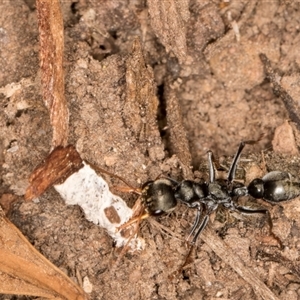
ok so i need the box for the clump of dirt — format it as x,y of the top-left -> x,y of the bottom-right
1,1 -> 300,299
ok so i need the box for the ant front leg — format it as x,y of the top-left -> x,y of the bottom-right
191,215 -> 210,244
185,204 -> 202,242
185,202 -> 210,244
223,200 -> 267,215
207,151 -> 216,183
233,205 -> 267,215
227,142 -> 247,183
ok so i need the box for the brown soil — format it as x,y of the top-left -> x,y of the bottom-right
1,1 -> 300,299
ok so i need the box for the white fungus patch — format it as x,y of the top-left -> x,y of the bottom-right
55,162 -> 144,249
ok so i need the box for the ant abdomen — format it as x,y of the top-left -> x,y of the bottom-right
248,171 -> 300,203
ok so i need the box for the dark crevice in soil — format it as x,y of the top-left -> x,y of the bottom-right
156,83 -> 171,154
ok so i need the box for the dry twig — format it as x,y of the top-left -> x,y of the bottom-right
260,53 -> 300,131
36,0 -> 69,147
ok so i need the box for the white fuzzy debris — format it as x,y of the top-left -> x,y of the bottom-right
0,78 -> 33,98
7,145 -> 19,153
232,20 -> 240,42
54,162 -> 144,249
82,276 -> 93,294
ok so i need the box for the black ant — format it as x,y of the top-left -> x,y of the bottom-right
119,138 -> 300,246
93,137 -> 300,255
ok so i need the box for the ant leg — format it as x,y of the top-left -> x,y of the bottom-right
111,214 -> 142,271
186,206 -> 202,241
223,200 -> 267,214
90,162 -> 137,190
117,213 -> 150,230
177,214 -> 209,275
155,174 -> 179,185
185,203 -> 210,244
207,151 -> 215,183
113,185 -> 141,195
227,136 -> 264,183
117,197 -> 148,231
190,215 -> 209,244
235,205 -> 267,214
227,142 -> 247,183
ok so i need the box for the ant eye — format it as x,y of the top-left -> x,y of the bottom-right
152,210 -> 164,216
233,186 -> 247,197
142,180 -> 154,189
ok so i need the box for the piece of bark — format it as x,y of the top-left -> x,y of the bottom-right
0,207 -> 87,299
124,38 -> 161,146
272,120 -> 298,155
36,0 -> 69,147
0,194 -> 18,215
25,145 -> 83,201
165,78 -> 193,179
147,0 -> 189,64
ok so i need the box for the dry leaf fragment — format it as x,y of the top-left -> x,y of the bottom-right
25,145 -> 84,201
0,207 -> 86,299
36,0 -> 69,147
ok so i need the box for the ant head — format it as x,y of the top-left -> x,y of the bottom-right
248,178 -> 264,198
141,178 -> 177,216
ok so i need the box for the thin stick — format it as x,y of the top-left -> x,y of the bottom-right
201,225 -> 280,300
89,162 -> 138,191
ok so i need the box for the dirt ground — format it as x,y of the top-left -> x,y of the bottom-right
1,0 -> 300,299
